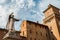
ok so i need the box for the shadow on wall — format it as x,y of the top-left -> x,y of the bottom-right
49,30 -> 57,40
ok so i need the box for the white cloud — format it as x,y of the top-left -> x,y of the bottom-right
28,0 -> 35,8
39,0 -> 60,12
0,5 -> 8,28
0,0 -> 6,4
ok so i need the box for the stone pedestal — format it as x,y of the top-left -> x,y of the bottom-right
3,30 -> 20,40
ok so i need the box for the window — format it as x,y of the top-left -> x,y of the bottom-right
39,39 -> 40,40
48,20 -> 51,23
30,30 -> 32,33
30,38 -> 32,40
45,27 -> 46,29
28,22 -> 31,27
39,26 -> 41,28
29,22 -> 31,25
51,31 -> 53,33
52,38 -> 54,40
41,32 -> 42,36
48,20 -> 51,22
23,31 -> 24,35
58,21 -> 60,26
35,38 -> 36,40
50,27 -> 52,30
46,33 -> 47,37
23,24 -> 24,26
35,24 -> 37,27
36,32 -> 37,35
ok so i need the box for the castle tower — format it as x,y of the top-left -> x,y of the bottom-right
43,4 -> 60,40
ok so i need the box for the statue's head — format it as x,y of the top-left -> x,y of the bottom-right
11,12 -> 14,15
11,15 -> 14,17
10,12 -> 14,17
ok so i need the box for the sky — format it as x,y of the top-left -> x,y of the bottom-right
0,0 -> 60,30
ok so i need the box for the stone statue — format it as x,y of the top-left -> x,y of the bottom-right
3,13 -> 20,40
6,13 -> 19,30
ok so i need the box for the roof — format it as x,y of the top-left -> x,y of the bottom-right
43,4 -> 60,13
0,28 -> 20,33
20,36 -> 26,38
15,31 -> 21,33
0,28 -> 8,31
24,20 -> 48,28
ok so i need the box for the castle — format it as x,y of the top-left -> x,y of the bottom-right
0,4 -> 60,40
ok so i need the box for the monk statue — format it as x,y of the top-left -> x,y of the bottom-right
6,13 -> 19,30
3,13 -> 20,40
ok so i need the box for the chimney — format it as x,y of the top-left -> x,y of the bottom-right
37,21 -> 39,23
59,10 -> 60,13
48,4 -> 52,8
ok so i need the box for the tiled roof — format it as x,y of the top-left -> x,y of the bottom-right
25,20 -> 48,28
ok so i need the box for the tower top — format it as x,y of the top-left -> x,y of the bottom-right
43,4 -> 60,13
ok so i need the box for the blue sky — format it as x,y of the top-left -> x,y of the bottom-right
0,0 -> 60,30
